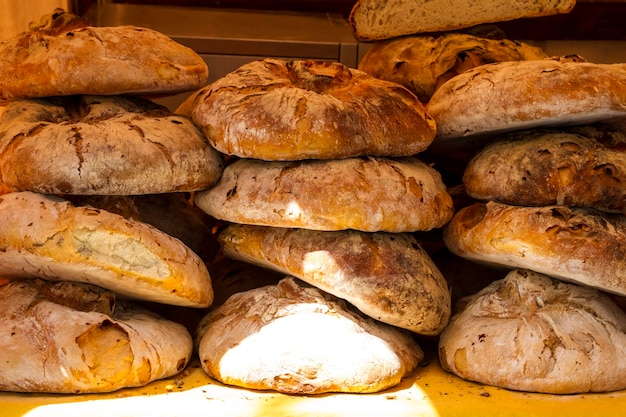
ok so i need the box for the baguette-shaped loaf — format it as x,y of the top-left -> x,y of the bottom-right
0,279 -> 193,393
218,224 -> 451,335
0,192 -> 213,307
195,157 -> 454,232
349,0 -> 576,41
439,269 -> 626,394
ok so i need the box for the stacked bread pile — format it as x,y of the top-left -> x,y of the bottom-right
177,57 -> 456,394
0,9 -> 225,393
351,0 -> 626,394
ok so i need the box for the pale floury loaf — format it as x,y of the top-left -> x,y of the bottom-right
439,269 -> 626,394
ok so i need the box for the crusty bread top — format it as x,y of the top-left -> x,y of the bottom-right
349,0 -> 577,41
0,9 -> 208,100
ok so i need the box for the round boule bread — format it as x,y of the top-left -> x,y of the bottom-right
0,191 -> 213,307
443,201 -> 626,296
195,277 -> 423,394
463,126 -> 626,213
0,95 -> 224,195
218,224 -> 451,335
439,269 -> 626,394
358,33 -> 548,103
0,278 -> 193,393
427,58 -> 626,141
194,156 -> 454,233
181,58 -> 436,160
0,9 -> 208,101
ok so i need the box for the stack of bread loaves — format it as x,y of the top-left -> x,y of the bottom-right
178,57 -> 455,394
0,9 -> 225,393
352,0 -> 626,395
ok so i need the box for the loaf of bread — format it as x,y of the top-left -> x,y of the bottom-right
218,224 -> 451,335
349,0 -> 577,41
194,156 -> 454,232
439,269 -> 626,394
0,279 -> 193,393
196,277 -> 423,394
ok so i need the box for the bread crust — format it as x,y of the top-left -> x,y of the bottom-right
196,277 -> 423,394
463,126 -> 626,213
0,279 -> 192,393
443,201 -> 626,296
194,156 -> 454,232
0,192 -> 213,307
218,224 -> 451,335
427,58 -> 626,140
184,58 -> 436,160
0,95 -> 224,195
439,269 -> 626,394
0,9 -> 208,100
358,33 -> 547,102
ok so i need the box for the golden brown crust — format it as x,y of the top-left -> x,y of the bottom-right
196,277 -> 423,394
194,156 -> 454,233
0,279 -> 193,393
218,224 -> 451,335
439,269 -> 626,394
443,201 -> 626,296
358,33 -> 547,103
0,192 -> 213,307
185,58 -> 436,160
0,96 -> 224,195
463,126 -> 626,213
0,9 -> 208,100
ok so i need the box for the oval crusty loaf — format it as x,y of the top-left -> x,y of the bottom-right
439,269 -> 626,394
349,0 -> 576,41
0,95 -> 224,195
427,58 -> 626,141
218,224 -> 451,335
0,191 -> 213,307
194,156 -> 454,233
195,277 -> 423,394
443,201 -> 626,296
463,126 -> 626,213
0,9 -> 208,101
181,58 -> 436,160
358,33 -> 548,103
0,279 -> 192,393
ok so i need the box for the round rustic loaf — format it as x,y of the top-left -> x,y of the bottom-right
0,95 -> 224,195
443,201 -> 626,296
0,9 -> 208,101
439,269 -> 626,394
0,279 -> 193,393
194,156 -> 454,233
181,58 -> 436,160
463,126 -> 626,213
196,277 -> 423,394
218,224 -> 451,335
427,58 -> 626,141
0,191 -> 213,307
358,33 -> 547,103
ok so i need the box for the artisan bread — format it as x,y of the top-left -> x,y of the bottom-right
218,224 -> 451,335
194,156 -> 454,233
0,95 -> 224,195
0,278 -> 193,393
0,192 -> 213,307
0,9 -> 208,101
195,277 -> 423,394
463,126 -> 626,213
443,201 -> 626,296
427,57 -> 626,141
181,58 -> 436,160
349,0 -> 576,41
358,33 -> 548,103
439,269 -> 626,394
